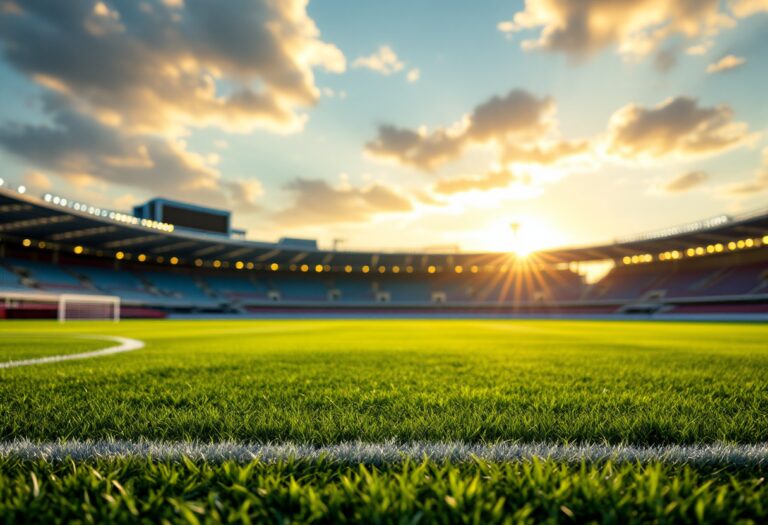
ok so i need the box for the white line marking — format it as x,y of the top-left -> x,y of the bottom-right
0,336 -> 144,369
1,440 -> 766,466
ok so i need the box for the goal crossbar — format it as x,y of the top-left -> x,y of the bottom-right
1,291 -> 120,322
58,293 -> 120,322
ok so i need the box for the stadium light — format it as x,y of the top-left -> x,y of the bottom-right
427,265 -> 436,274
270,263 -> 279,271
392,265 -> 400,273
455,266 -> 463,273
300,264 -> 309,272
745,238 -> 754,248
378,266 -> 386,273
622,256 -> 631,265
344,265 -> 353,273
74,245 -> 84,255
17,185 -> 26,194
246,262 -> 255,270
115,251 -> 125,260
362,265 -> 370,273
170,257 -> 179,265
406,266 -> 414,273
22,238 -> 32,247
213,260 -> 221,268
470,265 -> 479,273
138,254 -> 147,262
315,264 -> 323,273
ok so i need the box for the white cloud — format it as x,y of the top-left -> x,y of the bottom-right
605,97 -> 755,161
706,54 -> 746,73
498,0 -> 765,61
353,45 -> 404,75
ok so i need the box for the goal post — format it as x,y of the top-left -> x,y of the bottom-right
0,291 -> 120,321
58,293 -> 120,322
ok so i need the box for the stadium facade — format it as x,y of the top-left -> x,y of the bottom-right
0,184 -> 767,320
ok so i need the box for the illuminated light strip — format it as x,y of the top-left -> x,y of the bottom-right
618,215 -> 730,243
0,441 -> 766,466
49,226 -> 117,241
0,204 -> 33,213
0,215 -> 74,232
43,193 -> 174,232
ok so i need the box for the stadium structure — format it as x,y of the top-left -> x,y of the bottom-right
1,183 -> 767,321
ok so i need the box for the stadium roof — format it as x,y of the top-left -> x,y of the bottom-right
1,187 -> 767,267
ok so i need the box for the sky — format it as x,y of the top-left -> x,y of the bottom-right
0,0 -> 767,254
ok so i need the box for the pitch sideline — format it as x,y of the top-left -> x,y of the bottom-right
1,440 -> 766,466
0,336 -> 144,369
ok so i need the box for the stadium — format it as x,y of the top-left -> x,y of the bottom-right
1,0 -> 768,523
2,184 -> 767,321
1,182 -> 768,522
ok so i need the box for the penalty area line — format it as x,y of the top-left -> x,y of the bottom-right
0,336 -> 144,369
1,440 -> 767,466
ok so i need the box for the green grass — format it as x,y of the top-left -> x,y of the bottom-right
0,320 -> 766,444
0,457 -> 765,524
1,319 -> 767,523
0,334 -> 106,361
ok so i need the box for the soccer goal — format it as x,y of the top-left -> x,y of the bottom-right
0,291 -> 120,322
58,294 -> 120,322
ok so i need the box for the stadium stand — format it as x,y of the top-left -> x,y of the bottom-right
1,186 -> 767,318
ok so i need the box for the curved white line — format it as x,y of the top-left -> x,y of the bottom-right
0,440 -> 766,466
0,336 -> 144,369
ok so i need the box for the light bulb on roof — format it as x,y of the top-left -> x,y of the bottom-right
44,194 -> 52,202
17,185 -> 26,194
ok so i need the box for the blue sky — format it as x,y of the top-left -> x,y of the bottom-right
0,0 -> 766,253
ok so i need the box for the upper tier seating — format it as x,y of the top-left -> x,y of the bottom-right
140,272 -> 220,307
71,265 -> 160,303
0,263 -> 30,291
203,274 -> 270,303
268,275 -> 329,301
4,258 -> 90,293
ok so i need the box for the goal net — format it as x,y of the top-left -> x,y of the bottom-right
1,291 -> 120,322
58,294 -> 120,322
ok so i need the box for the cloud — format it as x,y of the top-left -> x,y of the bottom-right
0,0 -> 345,134
406,68 -> 421,83
353,45 -> 404,75
706,54 -> 746,73
364,124 -> 467,171
727,147 -> 768,194
22,170 -> 53,191
365,89 -> 559,170
501,139 -> 592,165
661,171 -> 709,192
686,41 -> 714,55
274,178 -> 413,226
434,170 -> 518,195
0,98 -> 260,211
730,0 -> 768,17
605,97 -> 754,161
498,0 -> 751,61
653,47 -> 678,73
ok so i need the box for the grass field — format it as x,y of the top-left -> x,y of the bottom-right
1,320 -> 767,523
